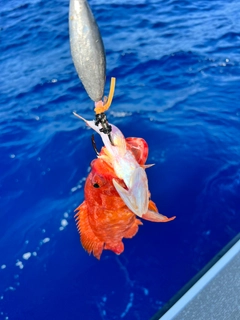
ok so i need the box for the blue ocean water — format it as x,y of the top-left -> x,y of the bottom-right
0,0 -> 240,319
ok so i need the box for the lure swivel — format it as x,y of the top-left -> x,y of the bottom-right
94,77 -> 116,146
95,112 -> 114,145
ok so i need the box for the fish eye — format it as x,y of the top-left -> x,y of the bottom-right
93,183 -> 100,188
91,173 -> 106,188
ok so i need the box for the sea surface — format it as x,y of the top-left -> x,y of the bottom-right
0,0 -> 240,319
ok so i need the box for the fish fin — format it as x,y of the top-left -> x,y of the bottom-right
112,179 -> 133,207
124,218 -> 143,238
142,164 -> 155,169
113,167 -> 149,217
104,241 -> 124,255
141,200 -> 176,222
142,210 -> 176,222
148,199 -> 158,212
75,203 -> 104,260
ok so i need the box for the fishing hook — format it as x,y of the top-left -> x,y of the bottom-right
91,134 -> 99,156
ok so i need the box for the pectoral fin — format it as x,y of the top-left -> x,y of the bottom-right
74,202 -> 104,259
113,179 -> 137,213
113,167 -> 149,217
142,200 -> 176,222
142,164 -> 155,169
142,210 -> 176,222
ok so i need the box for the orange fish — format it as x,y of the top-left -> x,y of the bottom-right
75,137 -> 175,259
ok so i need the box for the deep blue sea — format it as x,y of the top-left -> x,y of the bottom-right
1,0 -> 240,319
